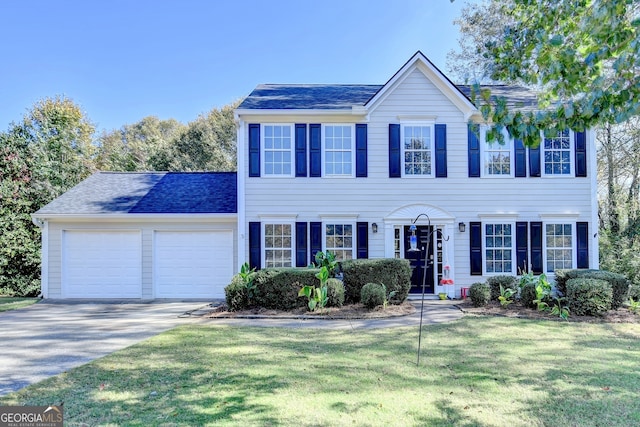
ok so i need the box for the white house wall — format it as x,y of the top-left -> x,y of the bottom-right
239,65 -> 598,291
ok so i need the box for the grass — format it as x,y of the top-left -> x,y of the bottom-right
1,317 -> 639,426
0,296 -> 39,312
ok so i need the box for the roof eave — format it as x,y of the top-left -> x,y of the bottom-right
235,107 -> 368,118
31,213 -> 238,222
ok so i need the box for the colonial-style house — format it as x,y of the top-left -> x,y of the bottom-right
32,51 -> 597,299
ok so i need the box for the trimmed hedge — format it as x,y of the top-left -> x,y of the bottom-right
520,282 -> 537,309
252,268 -> 320,310
361,283 -> 386,309
326,278 -> 345,307
486,275 -> 517,301
555,269 -> 629,309
469,282 -> 491,307
224,274 -> 249,311
341,258 -> 411,304
566,278 -> 612,316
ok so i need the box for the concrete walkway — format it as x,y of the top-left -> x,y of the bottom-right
0,299 -> 463,396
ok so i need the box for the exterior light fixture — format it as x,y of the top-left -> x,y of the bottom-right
372,223 -> 378,233
458,222 -> 466,232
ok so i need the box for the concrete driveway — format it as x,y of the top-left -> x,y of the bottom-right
0,300 -> 213,396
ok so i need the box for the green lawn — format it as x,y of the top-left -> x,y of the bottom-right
2,317 -> 639,426
0,297 -> 39,312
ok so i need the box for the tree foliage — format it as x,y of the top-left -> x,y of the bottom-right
96,116 -> 185,171
450,0 -> 640,146
0,96 -> 96,296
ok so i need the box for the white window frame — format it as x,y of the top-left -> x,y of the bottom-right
481,126 -> 514,178
322,124 -> 355,178
482,222 -> 516,275
323,221 -> 356,261
542,129 -> 574,177
401,122 -> 435,178
261,124 -> 294,177
543,222 -> 575,273
262,222 -> 294,268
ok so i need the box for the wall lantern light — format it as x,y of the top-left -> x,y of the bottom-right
372,223 -> 378,233
458,222 -> 466,232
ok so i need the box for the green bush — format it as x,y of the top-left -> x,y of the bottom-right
555,269 -> 628,309
341,258 -> 411,304
224,275 -> 249,311
520,282 -> 538,309
252,268 -> 320,310
486,275 -> 517,301
629,284 -> 640,301
566,278 -> 612,316
469,282 -> 491,307
326,278 -> 345,307
361,283 -> 386,309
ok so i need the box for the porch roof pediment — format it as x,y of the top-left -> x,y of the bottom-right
384,204 -> 454,223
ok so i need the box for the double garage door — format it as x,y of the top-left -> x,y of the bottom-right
62,230 -> 233,299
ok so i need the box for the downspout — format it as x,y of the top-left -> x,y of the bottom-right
31,216 -> 48,298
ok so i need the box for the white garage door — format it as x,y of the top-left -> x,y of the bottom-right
154,230 -> 233,298
62,231 -> 142,298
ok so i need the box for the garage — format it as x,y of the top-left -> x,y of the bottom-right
62,230 -> 142,298
154,230 -> 233,298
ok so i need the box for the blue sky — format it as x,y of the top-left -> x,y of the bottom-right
0,0 -> 474,133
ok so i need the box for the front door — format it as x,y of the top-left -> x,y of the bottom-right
404,225 -> 435,294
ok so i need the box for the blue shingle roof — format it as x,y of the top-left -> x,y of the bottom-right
238,83 -> 538,111
34,172 -> 237,215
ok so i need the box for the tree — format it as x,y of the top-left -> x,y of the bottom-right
96,116 -> 185,171
0,96 -> 96,296
453,0 -> 640,146
166,102 -> 238,171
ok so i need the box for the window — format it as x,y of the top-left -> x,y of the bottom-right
482,127 -> 512,176
543,129 -> 571,175
325,223 -> 354,261
485,223 -> 513,273
546,223 -> 573,272
324,125 -> 353,176
402,125 -> 433,176
263,125 -> 293,176
264,223 -> 292,268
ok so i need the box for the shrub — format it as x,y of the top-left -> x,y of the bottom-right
566,278 -> 612,316
361,283 -> 386,309
629,284 -> 640,301
342,258 -> 411,304
326,278 -> 345,307
224,274 -> 249,311
486,275 -> 517,301
252,268 -> 319,310
469,282 -> 490,307
520,282 -> 537,309
555,269 -> 628,309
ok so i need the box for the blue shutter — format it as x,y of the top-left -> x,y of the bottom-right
309,124 -> 321,177
389,124 -> 401,178
470,222 -> 482,275
529,144 -> 541,177
356,222 -> 368,259
530,222 -> 543,274
435,124 -> 447,177
356,124 -> 368,177
296,222 -> 308,267
468,124 -> 480,177
295,124 -> 307,177
576,222 -> 589,268
310,221 -> 322,261
575,131 -> 587,177
249,221 -> 261,269
515,139 -> 526,177
248,124 -> 260,177
516,222 -> 528,273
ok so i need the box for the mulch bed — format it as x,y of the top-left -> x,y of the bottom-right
458,300 -> 640,323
